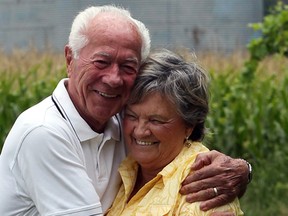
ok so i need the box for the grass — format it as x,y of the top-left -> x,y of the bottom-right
0,49 -> 287,216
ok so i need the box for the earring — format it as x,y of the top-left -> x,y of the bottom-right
185,136 -> 191,148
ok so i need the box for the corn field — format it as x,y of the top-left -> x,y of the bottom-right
0,50 -> 287,215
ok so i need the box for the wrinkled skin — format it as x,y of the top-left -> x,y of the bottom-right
180,150 -> 249,211
65,13 -> 142,132
211,212 -> 235,216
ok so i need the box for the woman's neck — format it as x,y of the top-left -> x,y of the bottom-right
128,166 -> 162,201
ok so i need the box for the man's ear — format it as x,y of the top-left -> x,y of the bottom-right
64,45 -> 73,77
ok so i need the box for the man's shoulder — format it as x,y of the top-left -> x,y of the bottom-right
3,96 -> 77,154
15,97 -> 70,136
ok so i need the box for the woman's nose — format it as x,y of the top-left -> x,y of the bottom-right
133,120 -> 151,137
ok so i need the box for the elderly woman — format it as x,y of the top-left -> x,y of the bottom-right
106,49 -> 243,215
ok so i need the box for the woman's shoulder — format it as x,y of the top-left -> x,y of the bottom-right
177,142 -> 210,165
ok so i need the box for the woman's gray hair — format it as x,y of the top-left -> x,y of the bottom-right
68,5 -> 151,62
129,49 -> 210,141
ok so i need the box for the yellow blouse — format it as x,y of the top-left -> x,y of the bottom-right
106,142 -> 244,216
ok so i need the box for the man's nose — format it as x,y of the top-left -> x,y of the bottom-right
102,65 -> 123,87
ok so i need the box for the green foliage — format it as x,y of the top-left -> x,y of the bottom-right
205,65 -> 288,215
204,3 -> 288,214
0,60 -> 66,149
249,2 -> 288,58
243,1 -> 288,81
207,70 -> 288,158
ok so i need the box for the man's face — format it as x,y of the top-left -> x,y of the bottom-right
66,14 -> 142,132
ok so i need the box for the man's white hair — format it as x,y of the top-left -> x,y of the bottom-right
68,5 -> 151,63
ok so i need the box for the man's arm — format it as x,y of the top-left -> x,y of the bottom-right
180,150 -> 251,211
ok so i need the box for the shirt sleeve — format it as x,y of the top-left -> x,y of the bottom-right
16,125 -> 103,216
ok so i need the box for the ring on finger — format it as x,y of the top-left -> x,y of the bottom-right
213,187 -> 218,197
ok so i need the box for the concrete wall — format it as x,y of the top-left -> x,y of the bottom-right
0,0 -> 263,53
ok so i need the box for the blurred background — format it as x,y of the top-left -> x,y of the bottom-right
0,1 -> 287,215
0,0 -> 264,53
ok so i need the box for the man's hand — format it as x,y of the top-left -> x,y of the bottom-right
211,212 -> 235,216
180,150 -> 249,211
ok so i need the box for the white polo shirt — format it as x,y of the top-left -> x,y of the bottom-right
0,79 -> 126,216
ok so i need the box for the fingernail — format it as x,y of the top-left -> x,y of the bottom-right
186,194 -> 194,203
200,203 -> 208,211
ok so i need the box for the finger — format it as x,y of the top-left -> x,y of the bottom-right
191,152 -> 213,170
210,212 -> 235,216
182,165 -> 223,186
181,174 -> 225,195
199,194 -> 234,211
185,187 -> 219,203
190,150 -> 223,170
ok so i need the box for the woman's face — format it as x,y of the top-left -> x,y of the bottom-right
123,92 -> 193,171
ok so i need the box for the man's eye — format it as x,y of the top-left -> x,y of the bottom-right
122,65 -> 137,74
94,60 -> 109,68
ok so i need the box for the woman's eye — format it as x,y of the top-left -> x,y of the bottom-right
150,119 -> 164,124
125,113 -> 137,120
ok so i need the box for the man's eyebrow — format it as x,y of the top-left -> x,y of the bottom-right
92,51 -> 110,58
91,52 -> 139,65
126,57 -> 139,65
